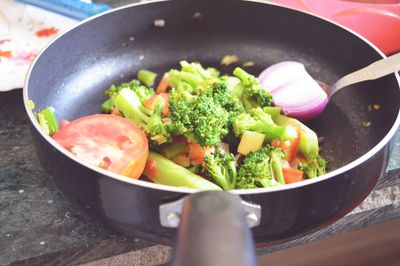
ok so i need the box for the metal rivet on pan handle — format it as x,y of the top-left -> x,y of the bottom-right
159,197 -> 262,228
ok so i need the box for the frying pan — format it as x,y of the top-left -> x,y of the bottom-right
23,0 -> 400,264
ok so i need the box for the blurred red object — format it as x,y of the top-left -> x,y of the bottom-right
275,0 -> 400,55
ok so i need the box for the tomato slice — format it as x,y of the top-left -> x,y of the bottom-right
53,114 -> 148,179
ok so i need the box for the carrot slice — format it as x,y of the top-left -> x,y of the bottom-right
282,167 -> 304,184
278,124 -> 301,162
156,73 -> 170,94
144,93 -> 170,116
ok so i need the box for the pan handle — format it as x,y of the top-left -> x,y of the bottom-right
160,191 -> 261,266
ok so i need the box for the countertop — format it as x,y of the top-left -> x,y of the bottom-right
1,1 -> 400,265
2,87 -> 400,266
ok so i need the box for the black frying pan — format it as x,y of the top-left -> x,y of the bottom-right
24,0 -> 400,264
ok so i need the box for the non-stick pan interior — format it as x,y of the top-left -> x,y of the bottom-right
27,0 -> 400,172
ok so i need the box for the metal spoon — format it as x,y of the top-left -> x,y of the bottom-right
328,52 -> 400,98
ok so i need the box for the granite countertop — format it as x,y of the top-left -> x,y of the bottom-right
1,1 -> 400,265
2,89 -> 400,266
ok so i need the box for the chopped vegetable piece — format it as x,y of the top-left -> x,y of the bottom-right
243,61 -> 255,67
171,153 -> 191,167
258,61 -> 328,120
145,159 -> 157,179
37,107 -> 59,135
298,155 -> 327,179
188,143 -> 212,165
204,150 -> 237,190
282,167 -> 304,184
156,73 -> 170,93
28,100 -> 35,110
237,131 -> 265,155
53,114 -> 148,179
114,88 -> 170,145
144,93 -> 170,116
138,69 -> 158,87
233,67 -> 273,111
275,123 -> 302,162
101,97 -> 114,113
275,114 -> 319,160
144,152 -> 221,190
236,145 -> 285,189
161,142 -> 189,159
233,107 -> 297,142
221,55 -> 239,66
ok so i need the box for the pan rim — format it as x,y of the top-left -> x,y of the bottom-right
23,0 -> 400,195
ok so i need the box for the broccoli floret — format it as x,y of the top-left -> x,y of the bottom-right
206,79 -> 245,125
233,107 -> 297,142
168,61 -> 221,95
105,79 -> 154,101
168,88 -> 229,147
102,79 -> 155,113
204,150 -> 237,190
298,155 -> 327,179
114,88 -> 170,145
236,145 -> 285,189
233,67 -> 273,111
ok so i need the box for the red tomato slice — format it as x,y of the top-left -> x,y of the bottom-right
144,159 -> 158,179
53,114 -> 148,179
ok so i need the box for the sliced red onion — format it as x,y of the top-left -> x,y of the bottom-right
258,61 -> 328,120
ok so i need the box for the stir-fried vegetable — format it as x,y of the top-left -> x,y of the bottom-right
258,61 -> 328,120
52,114 -> 149,179
144,152 -> 221,190
204,150 -> 238,190
35,60 -> 328,190
114,88 -> 170,145
236,145 -> 285,189
37,107 -> 59,135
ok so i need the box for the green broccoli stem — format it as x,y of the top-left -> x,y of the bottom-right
113,88 -> 151,128
145,152 -> 222,190
180,61 -> 212,80
37,107 -> 59,135
270,153 -> 285,184
259,177 -> 280,188
205,158 -> 232,190
204,151 -> 238,190
233,67 -> 252,84
101,97 -> 114,113
274,114 -> 319,160
254,114 -> 297,141
168,69 -> 203,90
228,160 -> 238,189
263,106 -> 281,120
138,69 -> 157,87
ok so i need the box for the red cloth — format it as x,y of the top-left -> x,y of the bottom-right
275,0 -> 400,54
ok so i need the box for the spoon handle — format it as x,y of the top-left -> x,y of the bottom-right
330,52 -> 400,96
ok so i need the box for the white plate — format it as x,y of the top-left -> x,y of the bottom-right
0,0 -> 78,91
